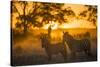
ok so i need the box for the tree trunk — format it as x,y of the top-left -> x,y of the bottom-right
48,21 -> 52,39
23,2 -> 27,34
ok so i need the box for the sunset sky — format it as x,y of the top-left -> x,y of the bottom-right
12,2 -> 96,29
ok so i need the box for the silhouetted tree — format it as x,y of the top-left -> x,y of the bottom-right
86,5 -> 97,26
79,5 -> 97,27
65,7 -> 75,17
38,3 -> 66,24
11,1 -> 40,33
39,4 -> 75,24
11,1 -> 76,33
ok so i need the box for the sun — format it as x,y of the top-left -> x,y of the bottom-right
42,21 -> 59,30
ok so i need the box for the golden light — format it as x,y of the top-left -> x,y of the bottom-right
41,19 -> 96,30
59,19 -> 96,29
12,3 -> 96,30
42,21 -> 59,30
59,20 -> 79,29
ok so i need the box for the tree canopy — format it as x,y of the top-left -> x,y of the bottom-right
11,1 -> 97,33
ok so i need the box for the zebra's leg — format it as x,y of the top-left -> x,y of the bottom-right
61,49 -> 67,61
85,49 -> 92,56
71,50 -> 76,59
84,40 -> 92,56
84,44 -> 92,56
47,53 -> 52,61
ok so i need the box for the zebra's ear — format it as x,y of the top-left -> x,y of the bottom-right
63,31 -> 65,34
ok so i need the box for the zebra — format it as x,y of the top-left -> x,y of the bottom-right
63,32 -> 91,57
40,33 -> 67,61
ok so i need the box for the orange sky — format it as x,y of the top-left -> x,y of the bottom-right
63,4 -> 87,15
12,2 -> 96,29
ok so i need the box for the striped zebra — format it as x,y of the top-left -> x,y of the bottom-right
63,32 -> 91,57
40,33 -> 67,61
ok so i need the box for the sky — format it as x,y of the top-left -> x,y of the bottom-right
63,4 -> 87,16
12,2 -> 96,29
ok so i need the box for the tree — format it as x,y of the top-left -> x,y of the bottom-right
11,1 -> 39,33
11,1 -> 76,33
38,3 -> 66,24
86,5 -> 97,26
36,3 -> 76,25
78,5 -> 97,27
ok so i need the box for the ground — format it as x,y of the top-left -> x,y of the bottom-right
11,29 -> 97,66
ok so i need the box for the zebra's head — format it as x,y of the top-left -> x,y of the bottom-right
63,31 -> 72,42
40,33 -> 49,48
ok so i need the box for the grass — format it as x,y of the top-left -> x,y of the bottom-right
11,28 -> 97,66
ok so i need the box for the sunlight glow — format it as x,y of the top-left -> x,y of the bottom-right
42,21 -> 59,30
60,19 -> 96,29
42,19 -> 96,30
12,3 -> 96,29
